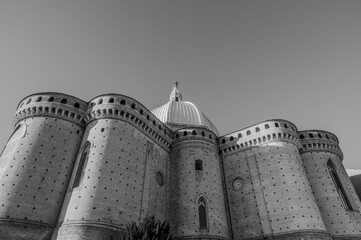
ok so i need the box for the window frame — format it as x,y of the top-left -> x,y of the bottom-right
198,196 -> 208,229
72,142 -> 91,189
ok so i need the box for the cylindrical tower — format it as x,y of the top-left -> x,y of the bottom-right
299,130 -> 361,239
0,93 -> 87,240
220,120 -> 330,240
170,127 -> 229,240
54,94 -> 172,240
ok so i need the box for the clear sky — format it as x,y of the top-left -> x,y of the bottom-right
0,1 -> 360,170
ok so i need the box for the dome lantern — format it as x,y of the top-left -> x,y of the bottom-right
169,81 -> 183,102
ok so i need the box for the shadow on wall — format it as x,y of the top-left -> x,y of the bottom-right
350,174 -> 361,202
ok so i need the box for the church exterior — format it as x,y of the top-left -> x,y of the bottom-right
0,83 -> 360,240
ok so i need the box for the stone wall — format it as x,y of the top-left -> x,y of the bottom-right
0,93 -> 86,240
170,128 -> 229,240
221,120 -> 329,240
54,95 -> 171,240
300,130 -> 361,239
350,174 -> 361,202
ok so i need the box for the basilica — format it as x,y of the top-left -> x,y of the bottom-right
0,83 -> 360,240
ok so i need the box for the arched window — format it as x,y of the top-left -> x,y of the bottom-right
265,124 -> 269,129
275,123 -> 279,127
327,160 -> 353,210
198,196 -> 208,229
73,142 -> 90,189
48,96 -> 54,102
120,100 -> 126,105
195,160 -> 203,171
192,130 -> 197,136
108,98 -> 114,103
61,98 -> 67,104
36,97 -> 42,102
73,103 -> 80,109
255,127 -> 260,132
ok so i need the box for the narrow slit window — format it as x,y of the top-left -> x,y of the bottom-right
198,197 -> 208,229
328,161 -> 353,210
73,144 -> 90,189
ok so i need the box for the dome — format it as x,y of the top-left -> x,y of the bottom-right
151,83 -> 219,136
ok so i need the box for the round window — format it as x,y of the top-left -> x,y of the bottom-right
232,178 -> 244,191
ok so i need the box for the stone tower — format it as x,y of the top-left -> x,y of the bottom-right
299,130 -> 361,239
0,93 -> 86,240
152,84 -> 229,239
220,120 -> 330,240
54,95 -> 171,240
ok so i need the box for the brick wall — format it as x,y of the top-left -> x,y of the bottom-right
0,117 -> 83,240
169,129 -> 229,240
55,118 -> 170,240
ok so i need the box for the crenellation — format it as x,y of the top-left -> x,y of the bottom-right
13,93 -> 87,128
220,120 -> 300,156
299,130 -> 343,160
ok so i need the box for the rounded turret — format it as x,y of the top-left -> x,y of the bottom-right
169,127 -> 229,239
299,130 -> 361,239
220,120 -> 330,240
55,94 -> 172,240
0,93 -> 87,240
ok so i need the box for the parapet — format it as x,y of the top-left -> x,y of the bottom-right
298,130 -> 343,160
219,119 -> 300,155
171,127 -> 218,147
85,94 -> 173,150
13,93 -> 87,127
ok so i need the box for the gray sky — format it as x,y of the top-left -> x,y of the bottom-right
1,0 -> 361,169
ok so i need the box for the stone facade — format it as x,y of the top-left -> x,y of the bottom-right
0,88 -> 360,240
